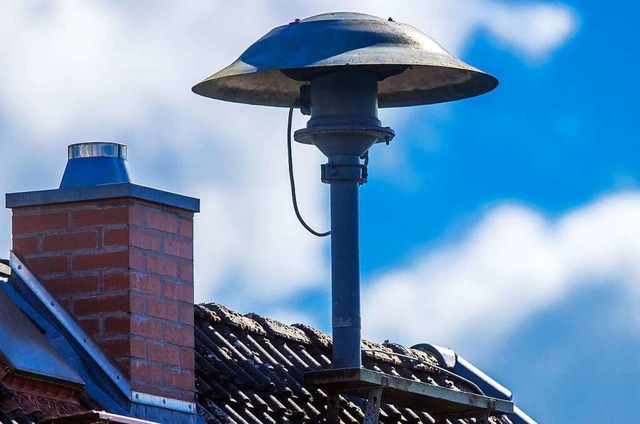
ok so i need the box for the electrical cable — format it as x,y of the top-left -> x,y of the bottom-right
287,107 -> 331,237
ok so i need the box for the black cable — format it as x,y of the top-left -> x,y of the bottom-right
287,107 -> 331,237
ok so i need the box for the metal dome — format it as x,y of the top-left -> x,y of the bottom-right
192,12 -> 498,108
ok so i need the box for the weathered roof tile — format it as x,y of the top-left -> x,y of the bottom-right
195,302 -> 513,424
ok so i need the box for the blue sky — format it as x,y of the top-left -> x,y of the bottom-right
1,1 -> 637,421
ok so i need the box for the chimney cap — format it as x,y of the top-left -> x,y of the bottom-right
6,143 -> 200,212
60,142 -> 131,189
68,142 -> 127,160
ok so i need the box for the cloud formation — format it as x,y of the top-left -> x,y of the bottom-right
481,3 -> 578,61
0,1 -> 577,311
362,192 -> 640,356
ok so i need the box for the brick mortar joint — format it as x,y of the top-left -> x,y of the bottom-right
129,224 -> 193,240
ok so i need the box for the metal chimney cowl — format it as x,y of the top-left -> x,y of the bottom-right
59,142 -> 131,189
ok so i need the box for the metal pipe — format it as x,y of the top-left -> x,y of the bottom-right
329,155 -> 362,368
309,71 -> 380,369
296,71 -> 393,369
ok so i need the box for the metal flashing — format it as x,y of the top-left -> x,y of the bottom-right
132,391 -> 196,414
413,343 -> 513,401
6,182 -> 200,212
0,288 -> 84,387
8,252 -> 132,400
412,343 -> 457,369
512,406 -> 537,424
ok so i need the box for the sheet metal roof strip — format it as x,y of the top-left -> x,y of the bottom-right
0,288 -> 84,387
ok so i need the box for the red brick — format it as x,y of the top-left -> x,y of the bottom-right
130,250 -> 145,272
103,272 -> 162,296
131,338 -> 147,359
164,369 -> 194,392
165,325 -> 193,348
130,360 -> 163,385
43,275 -> 100,297
178,219 -> 193,238
13,236 -> 39,255
26,255 -> 69,275
58,298 -> 74,312
146,209 -> 178,233
130,229 -> 162,251
163,281 -> 193,303
102,338 -> 146,359
179,348 -> 195,370
14,202 -> 97,213
75,294 -> 133,316
131,293 -> 145,314
131,317 -> 164,339
101,338 -> 129,357
78,318 -> 100,336
115,358 -> 132,376
103,228 -> 128,247
147,342 -> 179,366
72,206 -> 128,228
43,231 -> 98,252
12,205 -> 48,216
13,212 -> 68,234
131,273 -> 162,296
146,255 -> 178,278
163,237 -> 192,260
104,316 -> 131,335
103,272 -> 130,292
128,205 -> 144,226
147,299 -> 179,321
179,262 -> 193,283
179,305 -> 195,326
73,250 -> 128,272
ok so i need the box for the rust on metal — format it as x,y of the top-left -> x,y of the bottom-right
304,367 -> 513,417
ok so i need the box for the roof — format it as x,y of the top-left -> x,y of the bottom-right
194,302 -> 516,424
1,259 -> 531,423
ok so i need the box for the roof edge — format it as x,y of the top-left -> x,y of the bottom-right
6,183 -> 200,212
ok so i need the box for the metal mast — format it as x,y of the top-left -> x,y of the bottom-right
192,11 -> 498,370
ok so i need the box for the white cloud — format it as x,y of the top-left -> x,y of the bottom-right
481,3 -> 578,61
362,192 -> 640,357
0,1 -> 577,311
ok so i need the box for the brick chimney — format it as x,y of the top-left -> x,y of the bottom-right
6,143 -> 199,405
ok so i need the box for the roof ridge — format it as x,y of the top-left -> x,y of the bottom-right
245,312 -> 314,346
197,302 -> 267,336
0,260 -> 10,279
196,303 -> 441,368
